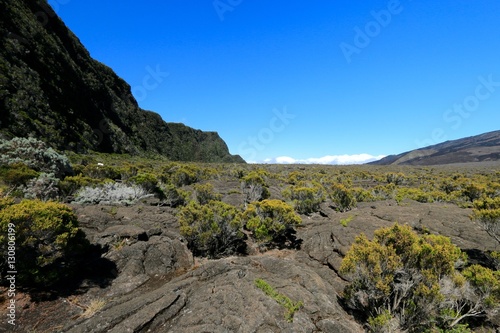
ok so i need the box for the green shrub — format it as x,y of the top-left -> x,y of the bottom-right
340,215 -> 354,227
81,164 -> 121,180
128,173 -> 158,193
0,163 -> 39,187
0,200 -> 88,287
329,183 -> 357,212
367,310 -> 396,333
164,164 -> 199,187
352,187 -> 375,203
158,183 -> 189,207
462,183 -> 484,202
178,200 -> 245,258
395,187 -> 446,204
242,199 -> 301,246
254,278 -> 303,322
471,196 -> 500,245
385,172 -> 406,185
286,171 -> 306,185
340,223 -> 499,331
193,183 -> 222,205
241,170 -> 270,203
282,182 -> 325,214
59,174 -> 102,198
0,137 -> 72,178
0,195 -> 14,210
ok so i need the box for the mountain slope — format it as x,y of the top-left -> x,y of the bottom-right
0,0 -> 244,163
371,130 -> 500,165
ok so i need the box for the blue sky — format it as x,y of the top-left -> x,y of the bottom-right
49,0 -> 500,164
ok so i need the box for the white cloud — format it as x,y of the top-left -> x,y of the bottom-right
259,154 -> 386,165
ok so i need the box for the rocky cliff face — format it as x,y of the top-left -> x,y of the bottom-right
0,0 -> 244,163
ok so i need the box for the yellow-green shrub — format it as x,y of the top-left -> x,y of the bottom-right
352,187 -> 375,203
178,200 -> 245,257
471,196 -> 500,245
0,163 -> 39,187
193,183 -> 222,205
129,173 -> 158,192
81,164 -> 121,180
166,164 -> 199,187
329,183 -> 357,212
241,170 -> 270,203
59,174 -> 104,198
282,182 -> 325,214
385,172 -> 406,185
287,171 -> 306,185
158,183 -> 190,207
340,223 -> 498,331
462,183 -> 485,202
0,200 -> 88,287
242,199 -> 301,245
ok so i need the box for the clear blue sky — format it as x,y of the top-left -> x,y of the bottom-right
49,0 -> 500,164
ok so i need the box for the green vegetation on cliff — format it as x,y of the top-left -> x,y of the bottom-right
0,0 -> 243,163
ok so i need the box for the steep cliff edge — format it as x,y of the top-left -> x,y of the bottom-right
0,0 -> 244,163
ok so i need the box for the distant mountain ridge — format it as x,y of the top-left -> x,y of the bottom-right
0,0 -> 244,163
370,130 -> 500,166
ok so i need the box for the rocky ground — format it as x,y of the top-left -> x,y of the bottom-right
1,187 -> 499,332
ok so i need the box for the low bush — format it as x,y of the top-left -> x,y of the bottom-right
351,187 -> 375,203
329,183 -> 357,212
158,183 -> 190,207
81,164 -> 121,180
59,174 -> 102,198
471,196 -> 500,245
0,163 -> 39,188
193,183 -> 222,205
73,182 -> 152,205
462,183 -> 485,202
241,171 -> 270,203
385,172 -> 406,185
128,173 -> 158,193
0,137 -> 72,178
282,182 -> 325,214
164,164 -> 199,187
178,200 -> 245,258
22,172 -> 60,201
242,199 -> 301,247
340,223 -> 499,332
394,188 -> 448,204
0,200 -> 89,288
286,171 -> 306,185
